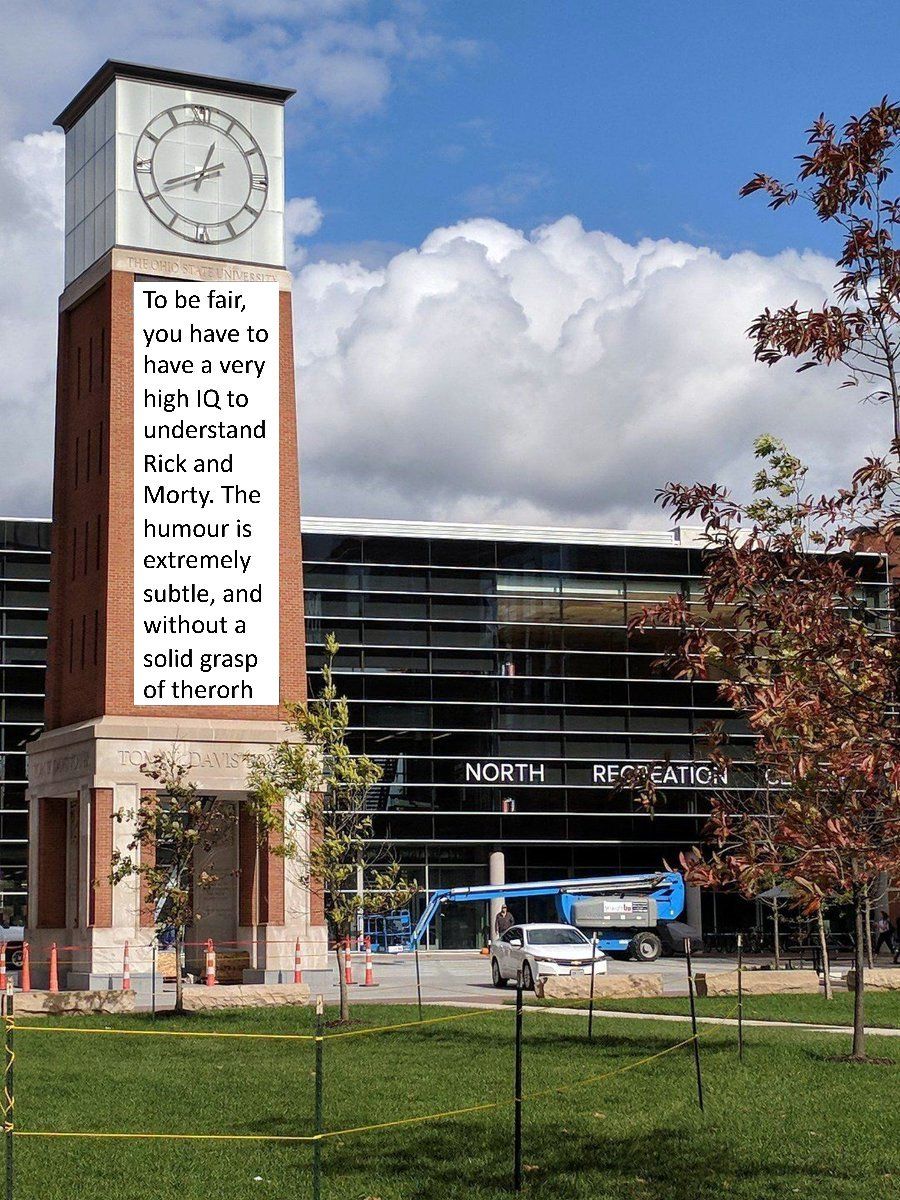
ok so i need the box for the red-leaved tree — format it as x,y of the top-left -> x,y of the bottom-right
632,436 -> 898,1059
741,97 -> 900,448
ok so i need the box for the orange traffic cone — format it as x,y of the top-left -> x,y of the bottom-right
122,940 -> 131,991
0,944 -> 6,994
293,937 -> 304,985
343,937 -> 356,987
360,937 -> 379,987
48,942 -> 59,993
21,942 -> 31,993
205,939 -> 216,986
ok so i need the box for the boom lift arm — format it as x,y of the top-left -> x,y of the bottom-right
409,871 -> 687,960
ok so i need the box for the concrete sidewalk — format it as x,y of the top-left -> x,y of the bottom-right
433,997 -> 900,1040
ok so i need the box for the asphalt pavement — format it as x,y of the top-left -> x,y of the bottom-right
313,949 -> 742,1005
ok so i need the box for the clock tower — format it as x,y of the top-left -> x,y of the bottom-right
25,62 -> 327,988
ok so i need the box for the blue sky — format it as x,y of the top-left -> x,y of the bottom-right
2,0 -> 899,524
294,1 -> 900,262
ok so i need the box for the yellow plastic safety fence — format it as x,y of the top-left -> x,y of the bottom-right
12,1005 -> 488,1044
5,1002 -> 739,1147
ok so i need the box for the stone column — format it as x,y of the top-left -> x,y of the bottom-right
489,847 -> 505,941
685,884 -> 703,936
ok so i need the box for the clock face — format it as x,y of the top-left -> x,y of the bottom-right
133,103 -> 269,244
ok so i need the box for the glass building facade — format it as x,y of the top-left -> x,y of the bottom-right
0,515 -> 890,944
302,518 -> 891,947
0,519 -> 50,922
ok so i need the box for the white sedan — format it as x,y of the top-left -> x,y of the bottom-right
491,923 -> 607,990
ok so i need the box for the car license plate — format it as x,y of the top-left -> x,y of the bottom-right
569,968 -> 582,976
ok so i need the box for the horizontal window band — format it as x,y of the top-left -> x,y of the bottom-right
302,556 -> 887,583
337,804 -> 709,813
303,560 -> 701,581
308,614 -> 718,632
306,585 -> 888,613
362,840 -> 700,849
335,697 -> 740,714
350,725 -> 756,740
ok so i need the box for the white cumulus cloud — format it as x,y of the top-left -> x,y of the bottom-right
0,130 -> 65,517
292,215 -> 884,528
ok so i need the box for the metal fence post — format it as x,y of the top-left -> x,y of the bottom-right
514,970 -> 524,1192
737,932 -> 744,1062
414,946 -> 423,1022
313,995 -> 324,1200
587,933 -> 598,1041
4,982 -> 14,1200
151,942 -> 157,1021
684,937 -> 704,1112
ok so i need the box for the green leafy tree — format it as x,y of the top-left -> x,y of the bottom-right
247,635 -> 418,1022
110,751 -> 237,1014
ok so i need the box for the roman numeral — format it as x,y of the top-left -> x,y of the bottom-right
194,224 -> 211,243
135,158 -> 152,173
192,106 -> 212,124
251,174 -> 267,190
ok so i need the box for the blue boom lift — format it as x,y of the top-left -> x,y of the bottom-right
409,870 -> 692,961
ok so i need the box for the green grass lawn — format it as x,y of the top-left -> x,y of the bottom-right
526,989 -> 900,1028
6,1001 -> 900,1200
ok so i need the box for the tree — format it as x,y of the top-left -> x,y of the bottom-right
631,436 -> 899,1059
741,97 -> 900,450
110,751 -> 237,1014
246,635 -> 418,1022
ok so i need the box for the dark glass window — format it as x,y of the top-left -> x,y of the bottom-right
0,522 -> 51,553
496,543 -> 561,571
430,539 -> 496,568
363,537 -> 429,565
302,534 -> 362,562
364,649 -> 428,672
303,564 -> 362,590
0,640 -> 46,665
559,545 -> 626,573
364,595 -> 427,620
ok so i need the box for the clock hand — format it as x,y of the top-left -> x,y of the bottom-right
163,163 -> 225,190
193,143 -> 215,192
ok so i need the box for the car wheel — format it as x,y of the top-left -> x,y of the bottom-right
8,950 -> 22,970
521,961 -> 535,991
630,932 -> 662,962
491,958 -> 507,988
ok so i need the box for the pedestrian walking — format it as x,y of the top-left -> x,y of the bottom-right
875,911 -> 894,956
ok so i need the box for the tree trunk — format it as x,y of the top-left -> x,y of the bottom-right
864,887 -> 874,969
852,885 -> 867,1060
773,899 -> 781,970
816,908 -> 832,1001
174,929 -> 184,1016
336,940 -> 350,1023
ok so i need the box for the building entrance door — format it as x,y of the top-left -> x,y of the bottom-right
437,901 -> 486,949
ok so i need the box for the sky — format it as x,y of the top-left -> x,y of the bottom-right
2,0 -> 900,528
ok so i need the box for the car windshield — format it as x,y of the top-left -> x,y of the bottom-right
527,928 -> 588,946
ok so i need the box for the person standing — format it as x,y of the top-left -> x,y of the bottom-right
495,905 -> 514,937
